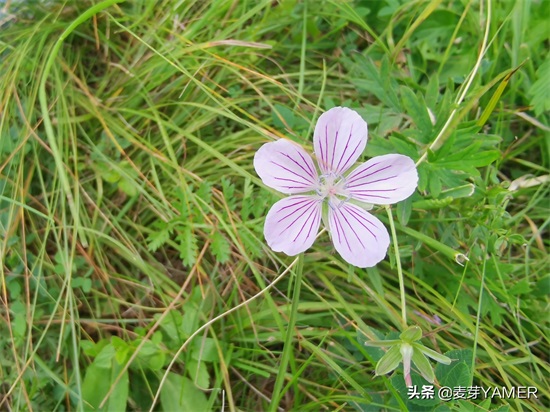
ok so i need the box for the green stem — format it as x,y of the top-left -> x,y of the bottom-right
471,254 -> 487,386
269,253 -> 304,411
386,206 -> 407,328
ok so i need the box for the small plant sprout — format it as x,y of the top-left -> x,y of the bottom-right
365,326 -> 452,386
254,107 -> 418,267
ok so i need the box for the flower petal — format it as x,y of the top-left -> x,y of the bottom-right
328,201 -> 390,268
264,195 -> 322,255
344,154 -> 418,204
254,139 -> 319,194
313,107 -> 368,175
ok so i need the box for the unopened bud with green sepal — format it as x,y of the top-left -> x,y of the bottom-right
365,325 -> 452,386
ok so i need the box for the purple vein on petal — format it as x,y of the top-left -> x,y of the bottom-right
271,161 -> 314,185
277,197 -> 312,217
325,125 -> 329,168
278,202 -> 318,238
336,126 -> 362,173
293,204 -> 320,242
331,210 -> 350,251
294,149 -> 317,179
331,130 -> 339,171
337,206 -> 365,248
274,177 -> 314,185
347,174 -> 397,189
279,150 -> 316,181
352,188 -> 397,192
354,194 -> 391,200
347,161 -> 380,181
346,206 -> 377,239
347,163 -> 392,184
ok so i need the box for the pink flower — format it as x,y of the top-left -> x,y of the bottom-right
254,107 -> 418,268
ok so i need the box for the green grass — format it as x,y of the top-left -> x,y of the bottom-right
0,0 -> 548,411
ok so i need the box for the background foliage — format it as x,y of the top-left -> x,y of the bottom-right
0,0 -> 548,410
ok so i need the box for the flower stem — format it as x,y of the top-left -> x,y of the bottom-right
269,253 -> 304,411
386,206 -> 407,328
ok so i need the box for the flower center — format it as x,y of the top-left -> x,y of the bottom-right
317,173 -> 347,200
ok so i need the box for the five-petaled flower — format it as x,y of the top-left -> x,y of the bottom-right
254,107 -> 418,267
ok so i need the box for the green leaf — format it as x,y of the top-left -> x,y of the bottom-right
181,306 -> 199,338
192,337 -> 219,362
118,177 -> 138,197
134,340 -> 166,371
156,310 -> 185,347
221,178 -> 236,211
400,86 -> 432,140
507,278 -> 532,296
428,174 -> 442,198
187,359 -> 210,388
439,184 -> 475,199
397,196 -> 413,226
160,373 -> 208,411
435,349 -> 473,387
82,352 -> 129,412
438,361 -> 471,389
196,181 -> 212,204
272,104 -> 296,129
147,223 -> 173,252
177,224 -> 198,267
352,56 -> 401,111
210,231 -> 231,263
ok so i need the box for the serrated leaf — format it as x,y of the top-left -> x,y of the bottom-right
221,178 -> 236,211
401,86 -> 432,140
439,150 -> 501,170
505,278 -> 532,295
396,196 -> 413,226
239,229 -> 263,258
210,231 -> 231,263
196,181 -> 212,204
429,175 -> 442,198
352,56 -> 400,111
147,226 -> 173,252
177,225 -> 197,266
425,74 -> 440,109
